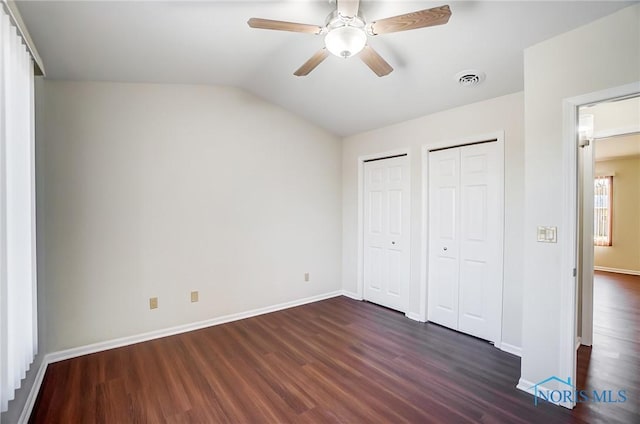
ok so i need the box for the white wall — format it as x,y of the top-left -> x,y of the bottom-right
521,4 -> 639,388
342,92 -> 525,350
39,81 -> 342,352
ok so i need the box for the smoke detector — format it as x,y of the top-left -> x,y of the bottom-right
455,70 -> 485,87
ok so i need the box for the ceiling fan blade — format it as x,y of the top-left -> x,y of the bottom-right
369,5 -> 451,35
294,48 -> 330,76
248,18 -> 322,34
359,45 -> 393,77
337,0 -> 360,17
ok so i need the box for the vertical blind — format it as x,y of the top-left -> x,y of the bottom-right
594,176 -> 613,247
0,5 -> 37,413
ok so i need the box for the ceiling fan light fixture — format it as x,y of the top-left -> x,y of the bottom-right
325,26 -> 367,58
248,3 -> 453,76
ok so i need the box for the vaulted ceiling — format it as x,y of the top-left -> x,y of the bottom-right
17,0 -> 636,136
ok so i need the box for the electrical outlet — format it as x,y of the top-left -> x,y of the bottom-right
191,291 -> 199,303
304,272 -> 310,282
149,297 -> 158,309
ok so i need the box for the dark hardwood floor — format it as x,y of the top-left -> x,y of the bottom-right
31,291 -> 636,423
575,271 -> 640,424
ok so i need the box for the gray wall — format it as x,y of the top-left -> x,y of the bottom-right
39,81 -> 343,353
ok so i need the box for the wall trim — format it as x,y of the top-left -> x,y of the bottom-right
47,291 -> 343,363
499,342 -> 522,357
516,378 -> 569,408
341,290 -> 363,300
594,266 -> 640,276
18,290 -> 343,422
516,378 -> 540,397
16,359 -> 48,424
405,312 -> 423,322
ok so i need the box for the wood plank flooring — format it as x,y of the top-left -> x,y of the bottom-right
30,290 -> 637,423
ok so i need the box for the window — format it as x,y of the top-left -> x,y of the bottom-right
0,7 -> 38,412
594,176 -> 612,246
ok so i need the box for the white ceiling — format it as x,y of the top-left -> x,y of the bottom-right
17,0 -> 636,136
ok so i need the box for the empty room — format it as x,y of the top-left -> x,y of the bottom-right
1,1 -> 638,423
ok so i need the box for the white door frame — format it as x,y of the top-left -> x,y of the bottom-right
420,131 -> 505,346
578,126 -> 595,348
560,81 -> 640,409
357,148 -> 411,315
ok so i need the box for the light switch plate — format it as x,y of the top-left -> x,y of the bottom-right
537,226 -> 557,243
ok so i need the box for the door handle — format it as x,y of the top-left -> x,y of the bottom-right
443,247 -> 448,251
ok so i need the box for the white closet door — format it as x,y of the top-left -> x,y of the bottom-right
427,148 -> 460,329
363,155 -> 410,312
458,142 -> 501,342
427,142 -> 503,344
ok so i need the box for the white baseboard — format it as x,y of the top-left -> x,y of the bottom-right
405,312 -> 423,322
517,378 -> 546,400
47,291 -> 343,363
499,342 -> 522,357
516,378 -> 536,395
18,290 -> 343,422
341,290 -> 362,301
516,378 -> 573,409
594,266 -> 640,276
17,359 -> 48,424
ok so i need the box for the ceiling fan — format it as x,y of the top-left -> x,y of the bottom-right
247,0 -> 451,77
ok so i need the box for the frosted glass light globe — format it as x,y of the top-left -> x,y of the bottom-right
325,26 -> 367,58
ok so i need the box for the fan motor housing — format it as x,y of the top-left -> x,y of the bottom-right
325,9 -> 366,30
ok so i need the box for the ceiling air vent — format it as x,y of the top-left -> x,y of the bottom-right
455,70 -> 485,87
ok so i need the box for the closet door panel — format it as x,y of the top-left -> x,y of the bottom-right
427,148 -> 460,329
458,142 -> 501,341
364,156 -> 410,312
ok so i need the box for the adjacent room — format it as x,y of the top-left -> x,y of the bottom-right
0,1 -> 638,423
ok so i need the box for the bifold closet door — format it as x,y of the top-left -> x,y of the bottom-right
457,143 -> 501,341
363,155 -> 410,312
428,142 -> 502,343
426,148 -> 460,329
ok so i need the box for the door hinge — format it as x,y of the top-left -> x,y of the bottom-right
573,268 -> 577,277
579,138 -> 591,148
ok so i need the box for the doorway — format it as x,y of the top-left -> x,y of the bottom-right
560,82 -> 639,409
575,97 -> 640,417
577,96 -> 640,348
